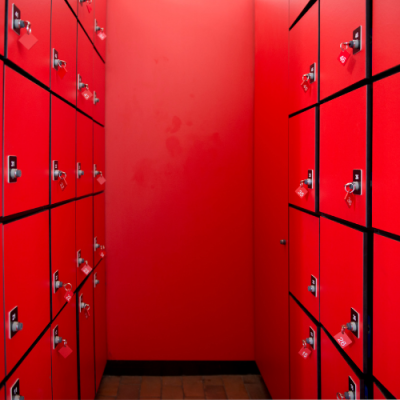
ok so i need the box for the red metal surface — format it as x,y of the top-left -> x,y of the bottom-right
320,217 -> 364,371
94,261 -> 107,391
372,73 -> 400,235
373,234 -> 400,399
94,123 -> 105,193
4,67 -> 49,216
289,0 -> 312,27
4,211 -> 50,373
289,298 -> 318,400
289,208 -> 319,320
51,0 -> 77,104
320,87 -> 367,226
5,332 -> 52,400
288,107 -> 316,211
51,96 -> 76,204
0,61 -> 3,215
105,0 -> 254,360
374,383 -> 387,400
289,2 -> 318,114
93,54 -> 105,126
254,0 -> 289,397
320,0 -> 366,99
94,193 -> 105,267
51,295 -> 78,400
51,202 -> 76,317
77,112 -> 93,197
94,0 -> 106,60
0,1 -> 4,56
7,0 -> 51,86
0,226 -> 4,382
78,0 -> 95,41
66,0 -> 77,14
321,330 -> 361,399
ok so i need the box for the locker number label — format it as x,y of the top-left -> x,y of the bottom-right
298,347 -> 311,359
334,331 -> 352,349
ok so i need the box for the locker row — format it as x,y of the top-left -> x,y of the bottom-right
0,64 -> 106,217
289,0 -> 400,113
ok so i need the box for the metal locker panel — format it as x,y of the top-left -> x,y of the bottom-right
77,112 -> 93,197
0,62 -> 3,216
4,211 -> 50,372
51,295 -> 78,400
289,2 -> 318,114
320,87 -> 367,227
0,1 -> 5,56
289,298 -> 318,400
289,0 -> 312,27
51,202 -> 76,317
320,217 -> 365,372
4,67 -> 49,217
289,208 -> 319,320
78,0 -> 95,41
66,0 -> 78,14
93,53 -> 105,126
7,0 -> 51,86
372,73 -> 400,236
320,0 -> 366,99
0,226 -> 5,383
94,193 -> 105,267
321,330 -> 362,399
288,107 -> 316,212
94,0 -> 106,60
51,96 -> 76,205
93,123 -> 105,193
51,0 -> 77,104
78,276 -> 96,400
5,332 -> 52,400
374,383 -> 388,400
94,260 -> 107,391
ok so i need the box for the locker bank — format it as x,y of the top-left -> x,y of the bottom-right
0,0 -> 397,399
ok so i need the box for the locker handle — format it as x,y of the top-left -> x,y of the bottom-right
341,322 -> 357,334
300,178 -> 312,188
344,182 -> 360,194
307,285 -> 316,293
302,73 -> 314,82
340,41 -> 360,51
55,280 -> 64,289
10,168 -> 22,179
11,321 -> 23,333
93,91 -> 100,105
54,59 -> 67,69
303,337 -> 314,347
280,240 -> 286,245
54,335 -> 63,345
14,19 -> 31,35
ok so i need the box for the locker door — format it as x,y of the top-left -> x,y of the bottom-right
94,261 -> 107,391
289,0 -> 311,27
51,296 -> 78,400
93,123 -> 105,193
373,234 -> 400,399
4,67 -> 49,216
93,54 -> 105,126
94,0 -> 106,60
320,217 -> 365,372
51,202 -> 76,317
372,73 -> 400,235
77,26 -> 94,117
77,197 -> 94,286
0,1 -> 5,56
78,276 -> 96,400
289,2 -> 318,114
51,96 -> 76,205
77,113 -> 93,197
51,0 -> 77,104
66,0 -> 78,14
320,0 -> 366,99
289,208 -> 319,320
320,87 -> 367,227
289,298 -> 318,400
78,0 -> 95,40
0,226 -> 4,383
7,0 -> 51,86
94,193 -> 105,267
5,332 -> 52,400
321,330 -> 362,399
374,383 -> 388,400
4,211 -> 50,372
288,107 -> 316,212
0,62 -> 3,215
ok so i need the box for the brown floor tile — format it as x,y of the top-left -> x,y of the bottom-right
204,386 -> 227,399
162,376 -> 182,387
121,376 -> 143,385
222,376 -> 249,399
183,376 -> 205,398
161,385 -> 184,399
244,383 -> 271,400
203,376 -> 224,386
98,376 -> 121,398
117,383 -> 141,399
242,376 -> 262,385
140,377 -> 162,399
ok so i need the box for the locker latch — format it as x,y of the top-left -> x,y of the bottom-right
77,250 -> 86,267
303,327 -> 315,350
53,160 -> 67,182
9,306 -> 23,339
53,49 -> 67,70
94,272 -> 100,287
53,325 -> 63,349
341,308 -> 360,339
77,162 -> 85,178
8,156 -> 22,183
301,170 -> 313,189
300,64 -> 316,92
308,275 -> 317,297
79,294 -> 91,318
337,376 -> 357,400
94,164 -> 102,178
12,4 -> 31,35
11,379 -> 24,400
340,27 -> 362,55
78,74 -> 93,100
93,91 -> 100,105
53,270 -> 64,293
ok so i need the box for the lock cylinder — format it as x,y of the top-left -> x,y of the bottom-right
78,170 -> 84,177
11,169 -> 22,179
54,335 -> 63,345
13,395 -> 25,400
305,337 -> 314,346
344,391 -> 355,400
308,285 -> 316,293
346,322 -> 357,333
78,257 -> 85,265
55,280 -> 64,289
12,321 -> 23,333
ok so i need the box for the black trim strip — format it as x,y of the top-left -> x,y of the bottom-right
288,203 -> 319,219
373,377 -> 396,400
289,0 -> 318,31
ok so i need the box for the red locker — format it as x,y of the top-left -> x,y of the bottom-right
289,208 -> 319,320
94,193 -> 105,267
51,203 -> 76,317
289,0 -> 310,27
320,87 -> 367,227
321,330 -> 362,399
0,1 -> 5,56
374,383 -> 388,400
78,276 -> 96,400
77,25 -> 94,117
4,67 -> 49,216
77,197 -> 94,286
51,0 -> 77,104
94,0 -> 106,60
288,107 -> 316,211
93,53 -> 106,126
94,261 -> 107,391
0,62 -> 4,215
94,123 -> 106,193
7,0 -> 51,86
0,226 -> 5,383
51,296 -> 78,400
77,112 -> 94,197
320,0 -> 366,99
4,212 -> 50,373
373,234 -> 400,399
51,96 -> 76,205
289,2 -> 318,114
5,332 -> 52,400
320,217 -> 365,372
289,298 -> 318,400
66,0 -> 78,14
373,1 -> 400,75
78,0 -> 95,40
372,73 -> 400,235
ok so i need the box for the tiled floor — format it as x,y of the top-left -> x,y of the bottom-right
96,375 -> 272,400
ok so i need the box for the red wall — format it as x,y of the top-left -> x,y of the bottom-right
105,0 -> 255,360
